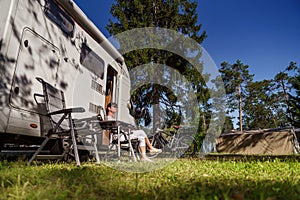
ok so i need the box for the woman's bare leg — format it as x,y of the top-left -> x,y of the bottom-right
139,146 -> 146,159
145,137 -> 154,150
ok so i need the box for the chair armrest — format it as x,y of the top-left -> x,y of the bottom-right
47,107 -> 85,116
74,116 -> 99,126
74,116 -> 103,131
33,93 -> 44,104
74,115 -> 99,122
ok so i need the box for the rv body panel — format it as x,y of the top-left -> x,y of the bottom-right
0,0 -> 20,134
117,74 -> 136,125
0,0 -> 135,142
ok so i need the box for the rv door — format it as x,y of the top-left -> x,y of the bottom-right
117,74 -> 135,125
10,28 -> 60,113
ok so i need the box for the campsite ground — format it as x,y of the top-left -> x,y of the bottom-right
1,157 -> 300,200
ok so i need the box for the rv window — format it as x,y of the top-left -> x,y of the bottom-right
80,43 -> 104,79
44,0 -> 74,36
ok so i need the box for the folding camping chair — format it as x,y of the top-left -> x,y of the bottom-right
28,77 -> 101,166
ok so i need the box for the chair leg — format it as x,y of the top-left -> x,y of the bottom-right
69,115 -> 81,167
117,126 -> 121,163
93,134 -> 100,164
28,136 -> 51,165
127,137 -> 137,162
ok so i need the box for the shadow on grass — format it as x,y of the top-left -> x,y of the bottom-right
1,159 -> 300,200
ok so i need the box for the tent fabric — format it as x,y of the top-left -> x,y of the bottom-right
216,128 -> 300,155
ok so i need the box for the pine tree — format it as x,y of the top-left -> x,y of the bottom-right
243,80 -> 288,129
289,79 -> 300,127
287,62 -> 300,127
219,60 -> 254,131
273,62 -> 298,126
107,0 -> 208,132
222,116 -> 234,133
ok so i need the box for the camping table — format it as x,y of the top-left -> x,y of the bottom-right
98,120 -> 137,162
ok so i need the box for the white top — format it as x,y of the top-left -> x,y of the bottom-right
106,115 -> 115,121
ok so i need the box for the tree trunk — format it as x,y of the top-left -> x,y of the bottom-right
281,79 -> 294,124
238,83 -> 243,132
201,111 -> 207,131
152,85 -> 160,132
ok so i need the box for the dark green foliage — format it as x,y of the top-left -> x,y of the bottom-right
271,61 -> 299,127
244,80 -> 289,129
220,60 -> 299,130
222,116 -> 234,133
219,60 -> 254,131
287,62 -> 300,127
107,0 -> 208,139
289,94 -> 300,127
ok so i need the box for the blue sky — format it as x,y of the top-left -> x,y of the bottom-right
73,0 -> 300,81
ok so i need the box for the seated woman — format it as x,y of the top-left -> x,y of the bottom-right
106,103 -> 162,161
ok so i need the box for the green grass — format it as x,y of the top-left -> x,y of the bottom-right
1,158 -> 300,200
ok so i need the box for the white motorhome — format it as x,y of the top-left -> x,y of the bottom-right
0,0 -> 135,150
